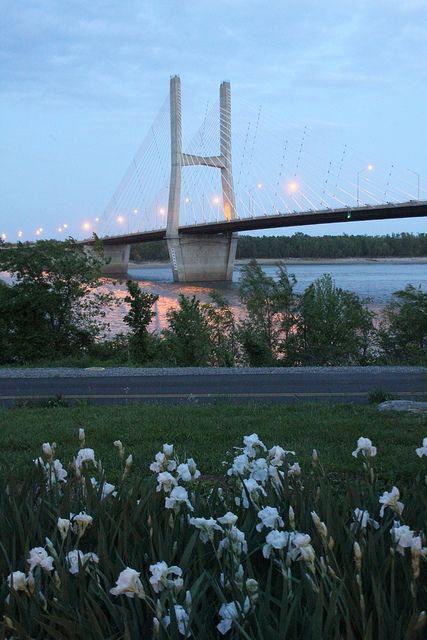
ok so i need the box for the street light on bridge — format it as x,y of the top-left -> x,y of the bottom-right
357,164 -> 373,206
407,169 -> 421,200
248,182 -> 263,215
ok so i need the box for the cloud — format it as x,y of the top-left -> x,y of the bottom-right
1,0 -> 426,116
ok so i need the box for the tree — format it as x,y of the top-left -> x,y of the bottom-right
162,295 -> 212,366
238,259 -> 298,365
123,281 -> 159,363
202,291 -> 238,367
378,285 -> 427,364
283,274 -> 374,365
0,239 -> 111,362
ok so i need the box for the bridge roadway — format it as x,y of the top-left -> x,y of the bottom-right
0,366 -> 426,406
90,200 -> 427,246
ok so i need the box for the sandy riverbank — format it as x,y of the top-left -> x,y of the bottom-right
129,257 -> 427,269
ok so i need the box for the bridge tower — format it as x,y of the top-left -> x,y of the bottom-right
166,75 -> 238,281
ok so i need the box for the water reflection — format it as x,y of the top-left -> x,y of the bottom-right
102,266 -> 243,335
3,262 -> 427,337
102,261 -> 427,335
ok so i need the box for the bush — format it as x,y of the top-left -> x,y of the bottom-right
284,274 -> 374,365
162,295 -> 212,366
123,280 -> 160,363
379,285 -> 427,364
0,430 -> 426,638
0,239 -> 111,363
238,260 -> 298,365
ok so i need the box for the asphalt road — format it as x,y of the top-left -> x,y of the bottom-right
0,367 -> 426,406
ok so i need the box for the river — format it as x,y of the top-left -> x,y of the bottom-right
105,260 -> 427,334
2,260 -> 425,334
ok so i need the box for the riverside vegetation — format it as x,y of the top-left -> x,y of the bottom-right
0,427 -> 426,638
0,239 -> 426,367
129,233 -> 427,262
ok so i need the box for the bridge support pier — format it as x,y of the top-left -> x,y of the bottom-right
100,244 -> 130,275
167,233 -> 237,282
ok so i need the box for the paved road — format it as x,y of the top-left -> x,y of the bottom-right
0,367 -> 426,406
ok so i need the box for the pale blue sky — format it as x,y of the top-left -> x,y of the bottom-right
1,0 -> 427,240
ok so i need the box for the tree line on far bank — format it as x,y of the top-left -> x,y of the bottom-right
128,232 -> 427,263
0,240 -> 426,368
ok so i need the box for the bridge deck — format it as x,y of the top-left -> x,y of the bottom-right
86,201 -> 427,245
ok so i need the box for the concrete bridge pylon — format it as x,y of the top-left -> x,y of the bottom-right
166,75 -> 238,282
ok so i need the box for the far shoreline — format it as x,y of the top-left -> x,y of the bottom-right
129,256 -> 427,269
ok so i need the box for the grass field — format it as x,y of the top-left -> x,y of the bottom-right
0,403 -> 425,482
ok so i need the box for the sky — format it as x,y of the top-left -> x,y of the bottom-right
1,0 -> 427,241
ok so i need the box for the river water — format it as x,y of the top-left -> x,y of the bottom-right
2,261 -> 425,334
106,261 -> 427,334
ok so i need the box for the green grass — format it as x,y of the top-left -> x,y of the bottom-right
0,403 -> 425,482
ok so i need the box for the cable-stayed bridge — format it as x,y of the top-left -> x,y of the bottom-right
81,75 -> 426,281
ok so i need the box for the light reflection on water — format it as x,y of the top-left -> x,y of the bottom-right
102,268 -> 243,335
103,261 -> 427,335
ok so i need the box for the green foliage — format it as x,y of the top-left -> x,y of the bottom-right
125,233 -> 427,263
378,285 -> 427,364
0,240 -> 111,363
238,325 -> 276,367
282,274 -> 374,366
238,260 -> 298,365
202,292 -> 239,367
162,295 -> 212,366
236,232 -> 427,259
123,280 -> 159,363
238,264 -> 374,367
0,428 -> 425,638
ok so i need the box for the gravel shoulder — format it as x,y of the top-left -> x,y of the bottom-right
0,366 -> 425,378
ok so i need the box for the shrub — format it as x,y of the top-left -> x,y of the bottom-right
284,274 -> 374,365
238,260 -> 298,365
0,239 -> 112,363
123,280 -> 160,363
378,285 -> 427,364
162,295 -> 212,366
